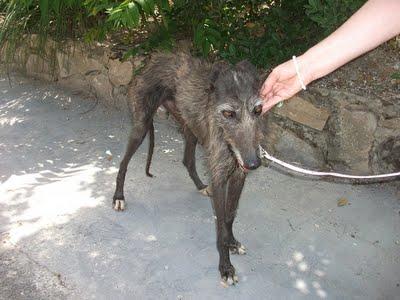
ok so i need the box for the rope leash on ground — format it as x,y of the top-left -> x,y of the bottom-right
259,146 -> 400,180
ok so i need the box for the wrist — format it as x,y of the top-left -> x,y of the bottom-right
297,52 -> 318,86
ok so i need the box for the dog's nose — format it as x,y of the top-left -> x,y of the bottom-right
244,157 -> 261,170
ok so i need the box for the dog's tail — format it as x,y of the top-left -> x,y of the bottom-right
145,120 -> 155,177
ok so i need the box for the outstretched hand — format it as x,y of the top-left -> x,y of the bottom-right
260,0 -> 400,114
260,58 -> 308,114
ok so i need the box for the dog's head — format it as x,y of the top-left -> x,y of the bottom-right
210,60 -> 263,172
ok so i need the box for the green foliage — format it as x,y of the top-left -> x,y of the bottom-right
0,0 -> 365,69
305,0 -> 364,35
193,18 -> 222,57
82,0 -> 174,50
391,72 -> 400,80
0,0 -> 85,62
85,0 -> 155,28
178,0 -> 321,67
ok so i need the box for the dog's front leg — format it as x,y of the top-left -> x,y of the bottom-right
211,181 -> 238,286
226,168 -> 246,255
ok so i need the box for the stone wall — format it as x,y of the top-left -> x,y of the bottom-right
0,35 -> 145,110
262,88 -> 400,175
1,35 -> 399,175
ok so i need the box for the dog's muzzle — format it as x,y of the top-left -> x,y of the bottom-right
231,145 -> 261,172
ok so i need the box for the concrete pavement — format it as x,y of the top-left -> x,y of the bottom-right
0,77 -> 399,299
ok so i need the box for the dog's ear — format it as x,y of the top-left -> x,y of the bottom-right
235,60 -> 258,76
209,61 -> 230,90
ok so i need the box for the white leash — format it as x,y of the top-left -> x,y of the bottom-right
259,146 -> 400,179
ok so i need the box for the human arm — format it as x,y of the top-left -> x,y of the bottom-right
260,0 -> 400,113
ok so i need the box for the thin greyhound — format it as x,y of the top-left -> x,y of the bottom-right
112,52 -> 263,286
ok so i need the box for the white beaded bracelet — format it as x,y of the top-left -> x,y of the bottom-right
292,55 -> 306,90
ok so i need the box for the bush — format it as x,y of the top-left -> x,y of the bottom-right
305,0 -> 364,35
0,0 -> 86,62
0,0 -> 364,69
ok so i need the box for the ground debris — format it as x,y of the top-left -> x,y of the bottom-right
105,150 -> 113,160
337,197 -> 349,207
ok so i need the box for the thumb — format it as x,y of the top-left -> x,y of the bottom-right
261,96 -> 283,114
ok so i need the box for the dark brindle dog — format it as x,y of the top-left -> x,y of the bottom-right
112,52 -> 263,286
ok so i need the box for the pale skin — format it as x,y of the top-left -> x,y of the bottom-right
260,0 -> 400,113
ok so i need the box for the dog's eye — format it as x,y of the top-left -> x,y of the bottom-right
253,105 -> 262,116
222,110 -> 236,119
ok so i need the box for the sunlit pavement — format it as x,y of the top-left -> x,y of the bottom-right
0,77 -> 399,299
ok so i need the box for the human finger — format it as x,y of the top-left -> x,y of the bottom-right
260,69 -> 279,97
261,95 -> 283,114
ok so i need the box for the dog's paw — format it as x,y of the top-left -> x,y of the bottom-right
220,264 -> 238,287
220,275 -> 238,287
199,186 -> 212,197
229,242 -> 246,255
113,199 -> 125,211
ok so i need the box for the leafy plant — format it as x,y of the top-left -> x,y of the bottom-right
185,0 -> 320,68
193,18 -> 222,57
85,0 -> 156,29
0,0 -> 86,63
305,0 -> 364,35
391,72 -> 400,80
0,0 -> 366,71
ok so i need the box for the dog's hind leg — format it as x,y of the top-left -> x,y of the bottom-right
145,121 -> 155,177
182,129 -> 208,191
113,83 -> 167,211
113,120 -> 150,211
163,100 -> 208,194
226,169 -> 246,255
